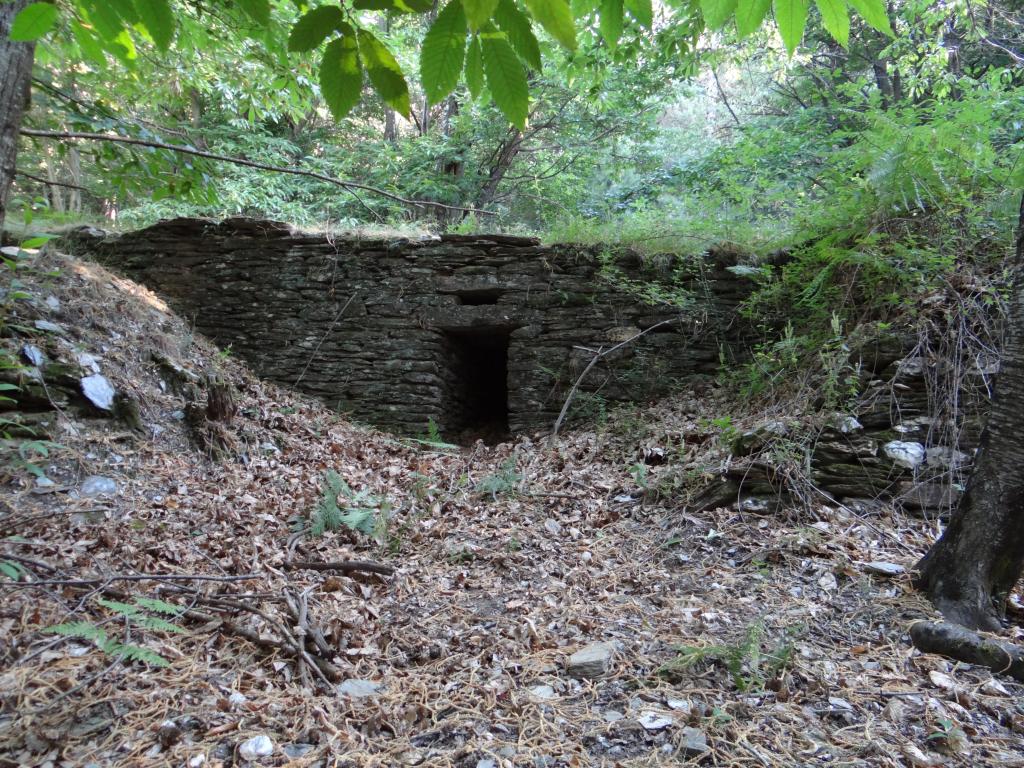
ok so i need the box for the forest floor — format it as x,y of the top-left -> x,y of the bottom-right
2,250 -> 1024,768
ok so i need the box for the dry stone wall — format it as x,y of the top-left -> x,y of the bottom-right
73,217 -> 995,514
81,217 -> 752,438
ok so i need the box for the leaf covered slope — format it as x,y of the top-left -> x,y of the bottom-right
1,247 -> 1023,765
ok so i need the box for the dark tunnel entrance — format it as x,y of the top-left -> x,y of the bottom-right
443,328 -> 511,443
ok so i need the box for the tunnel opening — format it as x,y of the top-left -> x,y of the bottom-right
442,328 -> 511,443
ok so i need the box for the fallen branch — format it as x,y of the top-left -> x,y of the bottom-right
50,580 -> 344,685
283,559 -> 395,576
20,128 -> 497,217
550,319 -> 678,440
2,572 -> 261,588
909,620 -> 1024,682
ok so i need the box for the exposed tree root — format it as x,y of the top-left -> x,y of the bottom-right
909,620 -> 1024,682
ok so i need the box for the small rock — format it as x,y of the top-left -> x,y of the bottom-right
864,561 -> 905,576
543,518 -> 562,535
637,711 -> 673,731
21,344 -> 45,366
529,684 -> 556,700
34,476 -> 55,488
77,353 -> 102,373
603,709 -> 624,722
681,727 -> 709,757
81,476 -> 118,497
666,698 -> 694,714
81,374 -> 116,411
884,441 -> 925,470
157,720 -> 181,749
228,691 -> 248,709
338,679 -> 381,699
817,572 -> 838,591
567,641 -> 617,679
45,295 -> 60,311
238,734 -> 274,761
929,670 -> 957,691
282,744 -> 314,758
926,445 -> 970,469
188,755 -> 206,768
739,497 -> 770,514
476,760 -> 497,768
981,679 -> 1009,696
829,414 -> 863,433
903,742 -> 939,767
34,319 -> 65,334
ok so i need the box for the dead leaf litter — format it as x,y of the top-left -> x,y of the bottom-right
1,250 -> 1023,767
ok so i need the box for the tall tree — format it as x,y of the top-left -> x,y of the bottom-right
0,0 -> 36,233
914,193 -> 1024,631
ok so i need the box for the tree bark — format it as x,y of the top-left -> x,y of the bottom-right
0,0 -> 36,234
914,191 -> 1024,630
475,128 -> 523,210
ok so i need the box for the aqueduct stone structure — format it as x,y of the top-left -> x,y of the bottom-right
77,216 -> 990,515
83,217 -> 749,438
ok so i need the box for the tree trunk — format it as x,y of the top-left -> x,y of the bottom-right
872,60 -> 894,110
914,192 -> 1024,630
66,145 -> 82,213
378,15 -> 398,144
0,0 -> 36,234
476,128 -> 523,210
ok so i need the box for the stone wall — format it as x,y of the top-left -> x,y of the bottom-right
74,217 -> 995,512
81,217 -> 753,438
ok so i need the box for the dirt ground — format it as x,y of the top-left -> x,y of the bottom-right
2,251 -> 1023,767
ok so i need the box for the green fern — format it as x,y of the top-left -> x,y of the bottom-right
46,621 -> 108,642
102,642 -> 170,667
474,457 -> 521,500
0,559 -> 25,581
44,595 -> 186,668
134,597 -> 186,616
96,598 -> 143,616
135,615 -> 187,634
303,469 -> 389,539
658,621 -> 796,692
338,507 -> 376,534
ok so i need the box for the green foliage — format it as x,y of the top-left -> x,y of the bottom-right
15,0 -> 882,141
45,596 -> 186,668
480,28 -> 529,128
474,456 -> 521,500
0,559 -> 26,581
302,469 -> 391,540
773,0 -> 810,54
659,621 -> 800,691
357,27 -> 412,117
289,6 -> 347,52
9,3 -> 59,41
320,31 -> 364,121
421,1 -> 468,104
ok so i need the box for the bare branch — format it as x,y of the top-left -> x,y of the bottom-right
550,319 -> 679,441
19,128 -> 497,217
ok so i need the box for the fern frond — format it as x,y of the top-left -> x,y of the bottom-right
136,615 -> 187,634
134,597 -> 184,616
96,598 -> 142,617
339,507 -> 375,534
45,622 -> 108,643
104,641 -> 170,667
